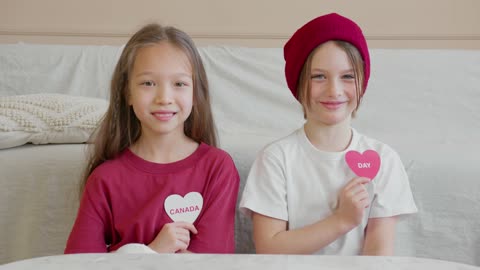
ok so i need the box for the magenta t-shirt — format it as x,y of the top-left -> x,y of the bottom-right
65,143 -> 240,254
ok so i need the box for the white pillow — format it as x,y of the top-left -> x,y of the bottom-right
115,244 -> 157,254
0,94 -> 108,149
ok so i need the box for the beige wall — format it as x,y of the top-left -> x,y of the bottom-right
1,0 -> 479,49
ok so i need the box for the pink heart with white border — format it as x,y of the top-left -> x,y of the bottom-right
164,192 -> 203,223
345,150 -> 381,181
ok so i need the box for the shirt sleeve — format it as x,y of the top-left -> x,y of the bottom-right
239,146 -> 288,221
369,147 -> 418,218
188,154 -> 240,254
64,175 -> 112,253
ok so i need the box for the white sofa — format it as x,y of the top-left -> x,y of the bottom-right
1,43 -> 479,266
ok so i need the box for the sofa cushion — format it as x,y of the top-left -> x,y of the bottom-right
0,93 -> 107,149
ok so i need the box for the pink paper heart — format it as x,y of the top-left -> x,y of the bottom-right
345,150 -> 381,181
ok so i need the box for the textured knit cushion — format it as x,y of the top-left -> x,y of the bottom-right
0,94 -> 108,149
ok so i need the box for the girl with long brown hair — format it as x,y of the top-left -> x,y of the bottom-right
65,23 -> 239,254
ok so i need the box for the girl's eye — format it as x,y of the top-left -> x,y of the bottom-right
343,74 -> 355,80
311,74 -> 326,80
175,82 -> 188,87
141,81 -> 155,87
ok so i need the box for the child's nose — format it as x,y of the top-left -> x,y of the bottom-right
154,86 -> 173,104
326,80 -> 343,97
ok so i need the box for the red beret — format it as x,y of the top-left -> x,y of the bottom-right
283,13 -> 370,100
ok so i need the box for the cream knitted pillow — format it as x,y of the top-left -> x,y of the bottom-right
0,94 -> 108,149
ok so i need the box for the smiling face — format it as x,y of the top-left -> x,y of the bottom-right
128,42 -> 193,139
302,41 -> 359,127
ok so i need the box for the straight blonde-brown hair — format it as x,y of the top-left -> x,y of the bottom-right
80,23 -> 217,195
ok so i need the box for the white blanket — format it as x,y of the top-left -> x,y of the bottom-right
0,44 -> 479,265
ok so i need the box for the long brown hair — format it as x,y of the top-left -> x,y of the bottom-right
297,40 -> 365,119
80,23 -> 217,194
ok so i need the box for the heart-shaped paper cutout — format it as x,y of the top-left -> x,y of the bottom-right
164,192 -> 203,223
345,150 -> 381,181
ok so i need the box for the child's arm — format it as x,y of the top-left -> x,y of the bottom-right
64,178 -> 111,253
148,222 -> 198,253
361,217 -> 397,255
253,212 -> 350,254
253,177 -> 370,254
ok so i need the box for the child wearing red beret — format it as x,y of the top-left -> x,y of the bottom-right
240,13 -> 417,255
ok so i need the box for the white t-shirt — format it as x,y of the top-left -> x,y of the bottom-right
239,126 -> 417,255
